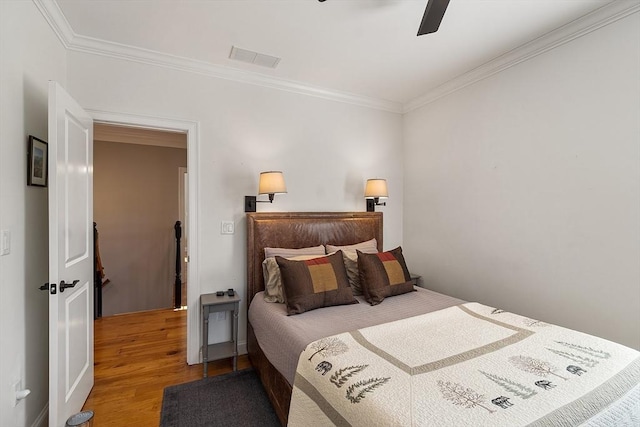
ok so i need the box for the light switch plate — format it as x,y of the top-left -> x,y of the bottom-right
1,230 -> 10,256
221,221 -> 235,235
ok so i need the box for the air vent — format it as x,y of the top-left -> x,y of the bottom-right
229,46 -> 281,69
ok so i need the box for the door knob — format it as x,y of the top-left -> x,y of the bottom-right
60,280 -> 79,293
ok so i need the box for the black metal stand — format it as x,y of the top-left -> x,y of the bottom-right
174,221 -> 182,309
93,222 -> 102,319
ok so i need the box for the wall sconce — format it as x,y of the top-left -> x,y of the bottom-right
365,178 -> 388,212
245,171 -> 287,212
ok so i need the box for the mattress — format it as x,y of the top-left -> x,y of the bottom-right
248,287 -> 465,384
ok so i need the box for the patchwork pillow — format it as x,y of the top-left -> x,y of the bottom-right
262,255 -> 329,303
326,238 -> 378,296
357,246 -> 414,306
264,245 -> 325,259
276,251 -> 357,315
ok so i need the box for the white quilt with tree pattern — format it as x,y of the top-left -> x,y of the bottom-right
288,303 -> 640,426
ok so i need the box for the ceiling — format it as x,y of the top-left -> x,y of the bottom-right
94,123 -> 187,149
55,0 -> 620,108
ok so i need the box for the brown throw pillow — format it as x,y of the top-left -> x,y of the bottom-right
357,246 -> 414,305
276,251 -> 357,315
263,255 -> 332,303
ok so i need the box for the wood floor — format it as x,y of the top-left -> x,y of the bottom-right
83,308 -> 250,426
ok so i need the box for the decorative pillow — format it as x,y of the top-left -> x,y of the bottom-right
357,246 -> 414,306
262,255 -> 328,303
326,238 -> 378,296
276,251 -> 357,315
325,238 -> 377,254
264,245 -> 325,259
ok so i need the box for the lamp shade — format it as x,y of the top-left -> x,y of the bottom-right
364,179 -> 388,198
258,171 -> 287,195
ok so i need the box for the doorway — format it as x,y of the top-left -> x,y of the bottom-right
93,123 -> 187,315
90,110 -> 201,365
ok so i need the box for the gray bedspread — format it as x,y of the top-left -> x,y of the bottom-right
248,287 -> 464,384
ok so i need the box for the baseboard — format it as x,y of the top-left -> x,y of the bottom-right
31,403 -> 47,427
238,341 -> 247,356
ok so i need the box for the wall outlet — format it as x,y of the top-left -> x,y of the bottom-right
221,221 -> 234,235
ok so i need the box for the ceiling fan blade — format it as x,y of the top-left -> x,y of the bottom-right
417,0 -> 450,36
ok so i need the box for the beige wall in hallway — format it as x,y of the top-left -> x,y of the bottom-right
94,139 -> 187,316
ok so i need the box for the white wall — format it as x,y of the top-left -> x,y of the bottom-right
0,2 -> 67,426
65,52 -> 404,354
403,13 -> 640,350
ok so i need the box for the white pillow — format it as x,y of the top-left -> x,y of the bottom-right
325,238 -> 377,254
264,245 -> 325,259
262,254 -> 328,303
325,238 -> 378,295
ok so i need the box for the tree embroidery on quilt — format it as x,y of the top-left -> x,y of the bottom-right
345,377 -> 390,403
509,356 -> 568,380
522,318 -> 550,328
307,337 -> 348,363
330,365 -> 368,388
437,380 -> 496,414
479,371 -> 537,399
546,348 -> 599,368
555,341 -> 611,359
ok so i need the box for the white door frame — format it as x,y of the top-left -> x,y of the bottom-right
178,166 -> 188,290
89,109 -> 201,365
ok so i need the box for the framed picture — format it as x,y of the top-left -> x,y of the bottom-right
27,135 -> 48,187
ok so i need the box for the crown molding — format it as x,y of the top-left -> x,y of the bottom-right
403,1 -> 640,113
34,0 -> 638,115
33,0 -> 403,113
33,0 -> 73,48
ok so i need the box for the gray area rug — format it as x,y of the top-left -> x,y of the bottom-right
160,368 -> 281,427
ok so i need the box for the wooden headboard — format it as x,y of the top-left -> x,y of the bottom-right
246,212 -> 383,305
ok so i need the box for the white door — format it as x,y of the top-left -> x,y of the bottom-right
48,81 -> 94,427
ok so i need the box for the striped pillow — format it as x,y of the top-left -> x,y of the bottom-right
326,238 -> 378,296
264,245 -> 325,259
276,251 -> 357,315
357,246 -> 414,305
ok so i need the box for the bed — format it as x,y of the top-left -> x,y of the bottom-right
246,212 -> 640,426
246,212 -> 387,423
